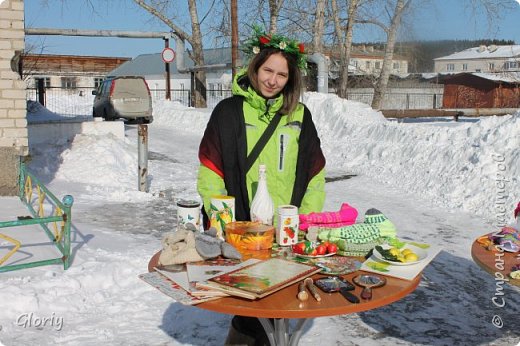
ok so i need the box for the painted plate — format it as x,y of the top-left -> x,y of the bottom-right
311,256 -> 362,275
372,244 -> 428,266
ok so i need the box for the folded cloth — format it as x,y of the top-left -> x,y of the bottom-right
301,220 -> 355,230
159,229 -> 204,265
299,203 -> 358,231
195,227 -> 242,260
336,240 -> 385,257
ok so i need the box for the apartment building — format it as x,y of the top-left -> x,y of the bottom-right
434,45 -> 520,74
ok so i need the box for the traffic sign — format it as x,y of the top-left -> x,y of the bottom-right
161,47 -> 176,63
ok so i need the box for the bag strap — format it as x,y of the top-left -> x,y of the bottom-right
245,113 -> 282,173
232,95 -> 283,173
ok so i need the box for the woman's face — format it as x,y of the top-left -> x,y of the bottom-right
256,53 -> 289,99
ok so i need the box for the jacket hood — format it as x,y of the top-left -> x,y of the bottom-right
232,69 -> 284,114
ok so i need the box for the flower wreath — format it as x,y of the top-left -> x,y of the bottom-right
242,25 -> 307,70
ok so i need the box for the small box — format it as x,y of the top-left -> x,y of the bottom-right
225,221 -> 275,250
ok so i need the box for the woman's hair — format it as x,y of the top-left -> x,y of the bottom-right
247,48 -> 302,115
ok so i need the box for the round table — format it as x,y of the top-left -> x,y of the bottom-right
148,251 -> 421,346
471,234 -> 520,287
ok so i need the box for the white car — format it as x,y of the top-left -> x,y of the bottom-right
92,76 -> 153,124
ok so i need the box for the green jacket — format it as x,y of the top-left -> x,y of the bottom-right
197,71 -> 326,224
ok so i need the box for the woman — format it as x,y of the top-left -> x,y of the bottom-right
197,28 -> 326,345
197,28 -> 326,228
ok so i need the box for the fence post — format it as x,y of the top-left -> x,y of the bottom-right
433,94 -> 437,109
37,79 -> 46,106
138,124 -> 149,192
61,195 -> 74,269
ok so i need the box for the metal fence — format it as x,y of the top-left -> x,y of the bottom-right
0,163 -> 73,272
26,87 -> 234,116
347,91 -> 444,109
26,87 -> 443,117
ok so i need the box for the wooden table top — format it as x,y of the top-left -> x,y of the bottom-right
471,234 -> 520,287
148,251 -> 421,319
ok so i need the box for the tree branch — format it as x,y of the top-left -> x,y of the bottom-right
132,0 -> 191,42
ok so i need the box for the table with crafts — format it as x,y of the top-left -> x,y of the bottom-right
147,250 -> 421,346
471,233 -> 520,287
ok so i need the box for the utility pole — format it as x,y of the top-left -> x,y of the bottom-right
231,0 -> 238,78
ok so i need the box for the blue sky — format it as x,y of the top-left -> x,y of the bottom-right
24,0 -> 520,58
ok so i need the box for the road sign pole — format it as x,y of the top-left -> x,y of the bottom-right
164,39 -> 171,100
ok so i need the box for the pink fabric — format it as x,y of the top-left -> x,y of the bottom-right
299,203 -> 358,231
300,220 -> 355,231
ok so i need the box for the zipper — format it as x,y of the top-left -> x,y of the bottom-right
279,133 -> 287,171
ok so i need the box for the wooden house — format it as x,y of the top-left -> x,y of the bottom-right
22,54 -> 131,89
442,72 -> 520,108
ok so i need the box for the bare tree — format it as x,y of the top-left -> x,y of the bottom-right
133,0 -> 208,107
268,0 -> 285,33
368,0 -> 411,110
331,0 -> 360,99
312,0 -> 327,52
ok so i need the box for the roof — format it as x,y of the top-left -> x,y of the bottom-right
434,45 -> 520,61
473,72 -> 520,83
443,72 -> 520,84
109,47 -> 245,77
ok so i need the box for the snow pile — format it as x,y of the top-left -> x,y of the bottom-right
304,93 -> 519,224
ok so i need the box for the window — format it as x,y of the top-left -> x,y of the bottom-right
180,83 -> 185,90
504,61 -> 518,70
393,62 -> 399,69
34,77 -> 50,88
475,69 -> 481,72
462,63 -> 468,71
375,61 -> 381,69
61,77 -> 77,89
94,78 -> 103,89
488,62 -> 495,71
447,63 -> 455,71
365,61 -> 371,69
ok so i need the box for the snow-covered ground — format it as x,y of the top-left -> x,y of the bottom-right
0,93 -> 519,345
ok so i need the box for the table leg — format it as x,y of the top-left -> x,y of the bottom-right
258,318 -> 310,346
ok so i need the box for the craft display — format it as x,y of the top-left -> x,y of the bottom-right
307,208 -> 397,257
478,227 -> 520,253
